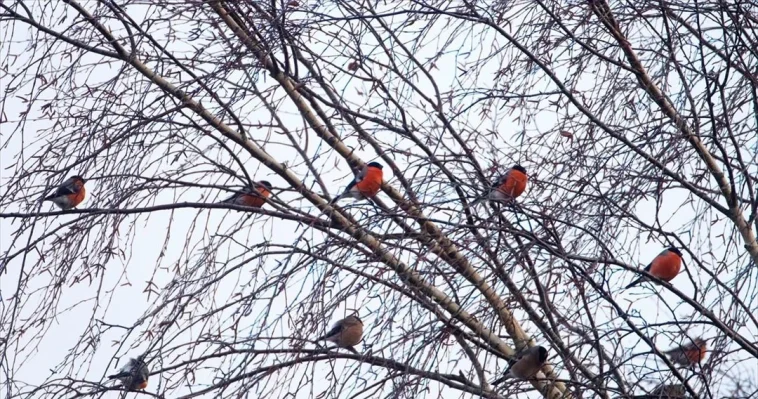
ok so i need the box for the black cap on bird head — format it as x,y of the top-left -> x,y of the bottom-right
367,162 -> 383,169
667,246 -> 683,257
351,314 -> 362,324
257,180 -> 273,190
537,346 -> 548,362
512,164 -> 526,174
71,175 -> 86,183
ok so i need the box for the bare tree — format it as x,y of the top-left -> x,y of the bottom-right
1,1 -> 757,398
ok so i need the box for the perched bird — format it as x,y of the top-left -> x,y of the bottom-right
221,180 -> 272,208
490,164 -> 528,202
43,175 -> 86,210
468,164 -> 528,208
316,315 -> 364,354
664,338 -> 707,366
632,384 -> 686,398
108,355 -> 149,390
625,247 -> 683,289
491,345 -> 548,386
331,162 -> 384,204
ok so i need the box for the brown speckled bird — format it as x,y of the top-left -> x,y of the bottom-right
491,345 -> 548,386
316,315 -> 363,354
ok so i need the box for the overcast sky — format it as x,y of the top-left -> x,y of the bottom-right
1,2 -> 756,398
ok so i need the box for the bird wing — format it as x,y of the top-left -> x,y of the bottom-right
493,347 -> 534,385
344,179 -> 358,193
332,168 -> 365,202
356,165 -> 368,181
108,359 -> 136,379
493,351 -> 523,384
508,347 -> 547,379
53,178 -> 78,197
341,167 -> 364,193
220,192 -> 241,204
136,361 -> 150,381
108,371 -> 131,379
222,187 -> 258,203
320,321 -> 344,340
491,172 -> 509,189
502,348 -> 527,375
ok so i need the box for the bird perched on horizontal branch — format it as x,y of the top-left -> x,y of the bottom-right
316,315 -> 364,354
331,162 -> 383,204
220,180 -> 272,208
664,337 -> 707,366
491,345 -> 548,386
108,354 -> 149,390
625,247 -> 683,289
43,175 -> 86,210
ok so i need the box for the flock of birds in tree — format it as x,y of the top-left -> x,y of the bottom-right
40,163 -> 705,397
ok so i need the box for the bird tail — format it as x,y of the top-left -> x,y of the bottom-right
329,193 -> 344,204
108,372 -> 130,379
346,346 -> 359,354
490,375 -> 508,386
42,194 -> 56,202
624,277 -> 643,290
218,193 -> 239,204
314,334 -> 328,342
464,196 -> 487,210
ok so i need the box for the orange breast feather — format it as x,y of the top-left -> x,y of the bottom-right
68,185 -> 86,208
339,323 -> 364,347
649,251 -> 681,282
497,170 -> 528,199
355,167 -> 383,198
240,188 -> 270,208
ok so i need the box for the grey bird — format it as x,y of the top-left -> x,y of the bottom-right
108,355 -> 149,390
491,345 -> 548,386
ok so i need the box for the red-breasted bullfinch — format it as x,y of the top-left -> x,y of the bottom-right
491,345 -> 548,385
468,164 -> 528,208
316,315 -> 363,354
108,354 -> 149,390
664,337 -> 707,366
43,175 -> 86,210
221,181 -> 272,208
490,164 -> 528,201
625,247 -> 683,289
331,162 -> 383,203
